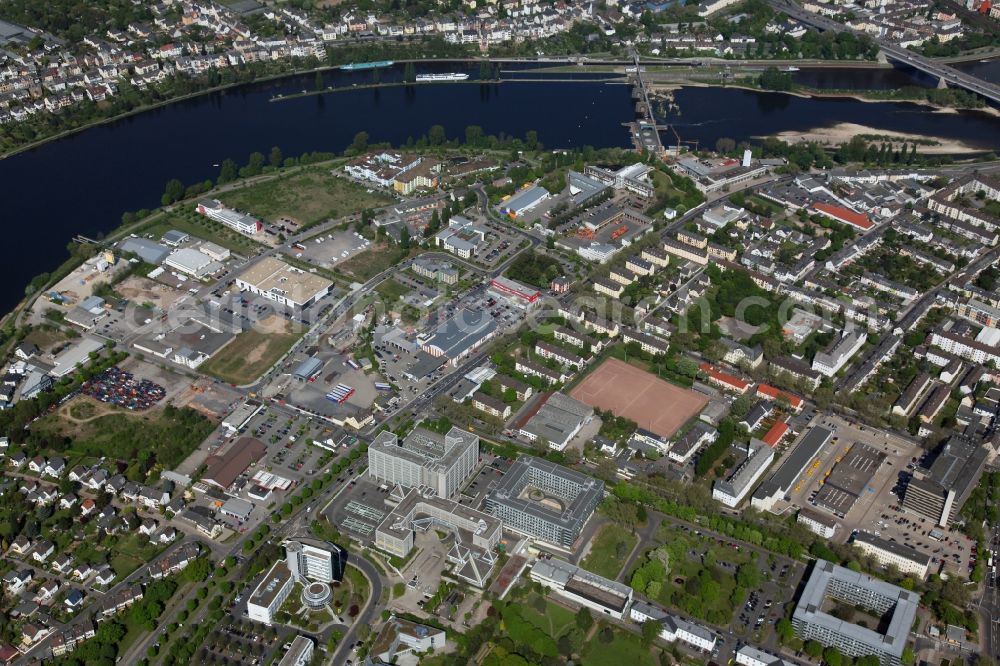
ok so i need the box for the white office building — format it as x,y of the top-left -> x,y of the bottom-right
277,636 -> 314,666
196,199 -> 262,235
812,328 -> 868,377
285,541 -> 343,583
247,560 -> 294,625
852,533 -> 930,579
530,558 -> 633,621
629,601 -> 717,652
713,439 -> 774,507
368,426 -> 478,499
735,645 -> 797,666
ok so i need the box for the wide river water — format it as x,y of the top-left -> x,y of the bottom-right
0,60 -> 998,313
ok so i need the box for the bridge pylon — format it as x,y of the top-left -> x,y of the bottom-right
937,76 -> 948,90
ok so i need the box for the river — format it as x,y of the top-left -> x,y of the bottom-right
1,61 -> 998,314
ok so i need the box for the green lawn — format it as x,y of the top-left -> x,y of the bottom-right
336,243 -> 416,282
220,168 -> 391,228
111,534 -> 166,578
375,278 -> 409,303
651,169 -> 683,200
520,595 -> 578,639
200,325 -> 301,385
581,630 -> 658,666
581,524 -> 638,579
142,211 -> 264,254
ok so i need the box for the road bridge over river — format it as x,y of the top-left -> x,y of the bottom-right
768,0 -> 1000,105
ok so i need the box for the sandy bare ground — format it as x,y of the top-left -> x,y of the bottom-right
117,275 -> 184,311
768,122 -> 980,154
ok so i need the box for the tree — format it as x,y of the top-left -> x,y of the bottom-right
715,137 -> 736,154
181,557 -> 212,582
804,640 -> 823,658
162,178 -> 185,205
776,617 -> 794,643
269,146 -> 283,168
465,125 -> 484,147
349,131 -> 369,154
218,159 -> 238,183
900,646 -> 915,665
399,226 -> 411,249
575,607 -> 593,631
823,646 -> 843,666
641,619 -> 661,647
428,124 -> 447,146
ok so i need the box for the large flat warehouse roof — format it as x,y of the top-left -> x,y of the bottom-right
236,257 -> 333,305
754,426 -> 833,501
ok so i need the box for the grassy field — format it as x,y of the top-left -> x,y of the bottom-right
580,524 -> 638,580
337,243 -> 415,281
520,594 -> 578,638
142,210 -> 264,254
33,404 -> 215,472
375,278 -> 409,303
651,169 -> 683,200
220,168 -> 391,228
581,630 -> 658,666
200,323 -> 301,385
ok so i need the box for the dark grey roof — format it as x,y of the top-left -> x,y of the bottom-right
753,426 -> 833,500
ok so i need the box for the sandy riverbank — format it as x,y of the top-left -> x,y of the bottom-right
769,122 -> 984,154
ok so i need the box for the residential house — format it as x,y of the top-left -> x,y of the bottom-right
10,536 -> 31,555
4,569 -> 32,594
31,541 -> 55,563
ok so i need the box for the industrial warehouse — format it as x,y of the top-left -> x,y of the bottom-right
235,256 -> 333,309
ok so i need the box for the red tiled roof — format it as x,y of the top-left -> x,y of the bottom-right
699,362 -> 749,391
0,645 -> 19,664
756,383 -> 803,409
762,420 -> 790,447
811,202 -> 873,230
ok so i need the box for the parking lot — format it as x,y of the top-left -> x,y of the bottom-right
237,406 -> 345,483
788,414 -> 974,577
290,230 -> 371,269
458,453 -> 511,509
324,476 -> 389,542
475,217 -> 528,268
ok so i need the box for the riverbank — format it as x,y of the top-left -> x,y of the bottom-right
3,54 -> 996,161
795,87 -> 1000,117
0,64 -> 359,161
268,75 -> 625,102
648,79 -> 1000,134
769,122 -> 982,154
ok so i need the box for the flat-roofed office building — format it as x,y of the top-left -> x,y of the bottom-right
368,426 -> 478,499
902,436 -> 988,527
792,560 -> 918,666
484,456 -> 603,548
247,560 -> 294,626
284,541 -> 344,583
